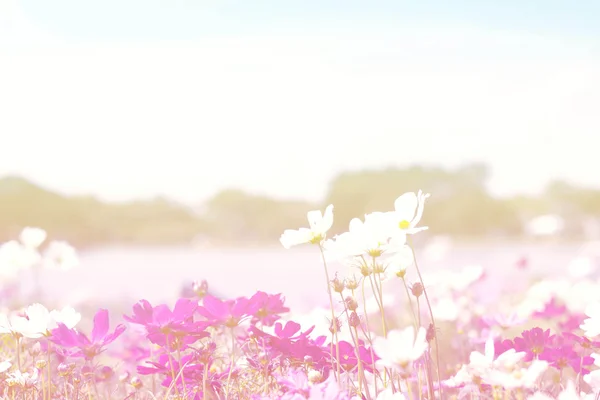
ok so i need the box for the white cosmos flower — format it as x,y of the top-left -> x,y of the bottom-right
42,241 -> 79,271
485,359 -> 548,389
19,227 -> 47,249
376,388 -> 407,400
325,213 -> 402,260
383,245 -> 414,279
0,304 -> 81,339
0,360 -> 11,373
0,311 -> 28,335
372,326 -> 428,372
50,306 -> 81,329
460,338 -> 527,382
280,205 -> 334,249
584,368 -> 600,391
385,190 -> 430,235
6,368 -> 39,387
0,240 -> 40,275
581,302 -> 600,338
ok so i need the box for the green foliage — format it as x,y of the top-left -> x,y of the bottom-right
1,165 -> 600,247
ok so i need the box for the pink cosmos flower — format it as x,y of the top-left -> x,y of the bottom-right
250,321 -> 329,370
138,352 -> 225,395
532,298 -> 567,319
494,339 -> 516,358
196,294 -> 258,328
513,328 -> 551,361
124,298 -> 209,349
336,340 -> 378,373
539,343 -> 594,374
50,309 -> 125,361
562,332 -> 600,356
482,313 -> 527,329
249,291 -> 290,326
559,313 -> 587,332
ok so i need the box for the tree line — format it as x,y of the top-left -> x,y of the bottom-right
1,164 -> 599,247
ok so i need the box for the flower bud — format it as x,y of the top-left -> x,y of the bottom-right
130,376 -> 143,390
98,366 -> 113,381
35,359 -> 47,369
119,372 -> 130,383
193,280 -> 209,298
360,264 -> 372,277
344,296 -> 358,311
331,275 -> 345,293
80,364 -> 93,377
308,369 -> 324,383
348,312 -> 361,328
329,317 -> 342,334
29,342 -> 41,357
372,263 -> 385,274
411,282 -> 424,298
344,277 -> 359,291
396,268 -> 407,279
58,363 -> 72,377
426,323 -> 436,343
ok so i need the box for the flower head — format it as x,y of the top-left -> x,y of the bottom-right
280,205 -> 334,249
373,326 -> 428,373
51,309 -> 125,360
581,302 -> 600,338
387,190 -> 430,234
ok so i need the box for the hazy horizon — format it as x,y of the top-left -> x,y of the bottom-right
2,0 -> 600,206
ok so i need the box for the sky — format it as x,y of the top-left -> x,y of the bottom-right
1,0 -> 599,205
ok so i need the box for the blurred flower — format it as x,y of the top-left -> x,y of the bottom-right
43,241 -> 79,271
280,205 -> 334,249
0,360 -> 11,373
568,256 -> 596,279
513,328 -> 552,361
51,308 -> 125,360
581,302 -> 600,338
19,227 -> 47,249
125,298 -> 208,348
6,368 -> 39,388
376,388 -> 407,400
385,190 -> 430,235
372,326 -> 428,373
50,306 -> 82,329
0,240 -> 40,276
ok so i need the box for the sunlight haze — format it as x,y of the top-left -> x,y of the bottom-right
1,0 -> 599,205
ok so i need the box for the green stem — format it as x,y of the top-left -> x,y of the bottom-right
409,238 -> 443,398
225,328 -> 236,399
318,244 -> 341,382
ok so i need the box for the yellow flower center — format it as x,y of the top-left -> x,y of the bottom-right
309,233 -> 324,244
399,220 -> 411,230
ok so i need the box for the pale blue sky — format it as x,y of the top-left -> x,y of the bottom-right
1,0 -> 599,204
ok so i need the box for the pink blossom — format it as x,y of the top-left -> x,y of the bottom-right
50,309 -> 125,361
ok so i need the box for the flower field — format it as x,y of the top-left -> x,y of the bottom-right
1,192 -> 600,399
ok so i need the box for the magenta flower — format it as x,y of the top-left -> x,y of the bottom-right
558,313 -> 587,332
562,332 -> 600,356
493,338 -> 516,358
249,291 -> 290,326
336,340 -> 378,373
138,351 -> 225,396
50,309 -> 126,360
513,328 -> 551,361
533,298 -> 567,319
539,344 -> 594,374
249,321 -> 329,370
196,294 -> 257,328
124,298 -> 209,349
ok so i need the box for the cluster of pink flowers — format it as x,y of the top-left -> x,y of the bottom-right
3,193 -> 600,399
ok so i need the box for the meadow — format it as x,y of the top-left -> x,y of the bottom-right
1,191 -> 599,399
